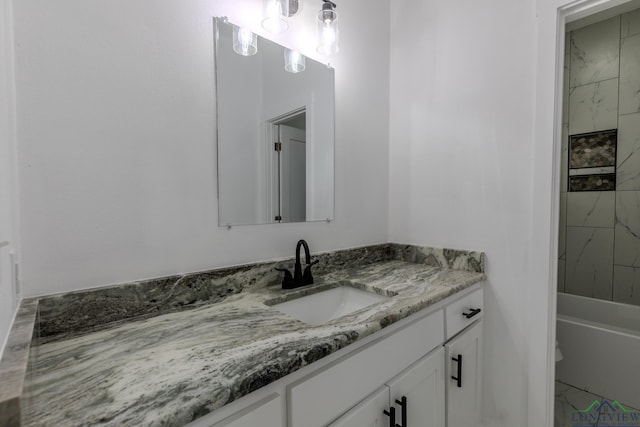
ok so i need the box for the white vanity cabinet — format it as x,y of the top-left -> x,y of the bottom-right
444,289 -> 483,427
444,321 -> 482,427
328,386 -> 390,427
386,347 -> 446,427
213,393 -> 284,427
330,347 -> 446,427
288,310 -> 445,427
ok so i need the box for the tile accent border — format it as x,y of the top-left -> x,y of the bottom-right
569,174 -> 616,191
569,129 -> 617,169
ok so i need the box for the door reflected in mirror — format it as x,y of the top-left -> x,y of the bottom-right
271,109 -> 306,223
214,17 -> 335,227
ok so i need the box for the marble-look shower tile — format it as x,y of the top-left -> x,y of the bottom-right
566,192 -> 615,227
558,259 -> 566,293
617,113 -> 640,190
621,8 -> 640,38
566,227 -> 614,299
570,16 -> 620,88
563,42 -> 570,125
554,381 -> 602,427
559,192 -> 567,259
615,191 -> 640,267
561,125 -> 569,193
619,35 -> 640,115
568,79 -> 619,135
613,265 -> 640,306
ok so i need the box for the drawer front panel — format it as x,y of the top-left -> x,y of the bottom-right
445,289 -> 483,340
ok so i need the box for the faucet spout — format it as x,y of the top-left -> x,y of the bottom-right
295,240 -> 311,280
276,239 -> 319,289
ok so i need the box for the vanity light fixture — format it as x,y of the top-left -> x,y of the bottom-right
232,26 -> 257,56
284,48 -> 306,73
316,0 -> 338,55
262,0 -> 299,33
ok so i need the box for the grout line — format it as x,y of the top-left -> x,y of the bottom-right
612,15 -> 622,302
618,111 -> 640,117
568,76 -> 620,91
564,32 -> 572,293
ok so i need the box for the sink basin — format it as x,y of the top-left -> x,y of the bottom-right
269,286 -> 390,326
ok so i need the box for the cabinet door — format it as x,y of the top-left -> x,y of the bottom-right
329,387 -> 390,427
289,310 -> 444,427
444,321 -> 482,427
213,393 -> 284,427
386,347 -> 446,427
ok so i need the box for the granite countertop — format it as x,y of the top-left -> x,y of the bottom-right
0,244 -> 486,427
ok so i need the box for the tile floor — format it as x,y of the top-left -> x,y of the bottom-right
555,381 -> 640,427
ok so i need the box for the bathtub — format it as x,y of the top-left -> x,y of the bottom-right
556,292 -> 640,410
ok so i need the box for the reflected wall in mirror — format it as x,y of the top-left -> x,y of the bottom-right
214,17 -> 335,227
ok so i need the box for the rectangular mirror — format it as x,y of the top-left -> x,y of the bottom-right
214,17 -> 335,227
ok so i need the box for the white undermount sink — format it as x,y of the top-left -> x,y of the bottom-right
269,286 -> 391,326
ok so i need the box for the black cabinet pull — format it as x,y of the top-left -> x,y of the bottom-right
462,308 -> 481,319
383,407 -> 398,427
452,355 -> 462,388
395,396 -> 407,427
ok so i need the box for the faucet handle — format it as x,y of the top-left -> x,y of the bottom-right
302,259 -> 319,283
275,267 -> 293,282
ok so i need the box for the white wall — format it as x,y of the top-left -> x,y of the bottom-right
0,0 -> 18,354
389,0 -> 536,425
12,0 -> 390,297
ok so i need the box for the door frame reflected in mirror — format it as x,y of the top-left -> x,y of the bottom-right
266,108 -> 307,223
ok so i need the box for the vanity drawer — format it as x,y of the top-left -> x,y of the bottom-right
445,288 -> 483,340
287,309 -> 444,427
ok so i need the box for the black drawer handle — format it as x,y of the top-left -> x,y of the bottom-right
452,355 -> 462,388
462,308 -> 481,319
395,396 -> 407,427
383,407 -> 400,427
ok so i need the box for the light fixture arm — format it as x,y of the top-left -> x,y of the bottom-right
288,0 -> 300,16
321,0 -> 337,19
322,0 -> 337,9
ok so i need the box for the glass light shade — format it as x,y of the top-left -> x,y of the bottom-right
284,48 -> 306,73
262,0 -> 289,33
233,26 -> 257,56
316,8 -> 339,55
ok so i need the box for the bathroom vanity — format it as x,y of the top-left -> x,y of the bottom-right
0,244 -> 485,427
193,286 -> 483,427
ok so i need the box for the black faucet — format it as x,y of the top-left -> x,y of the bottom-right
275,239 -> 320,289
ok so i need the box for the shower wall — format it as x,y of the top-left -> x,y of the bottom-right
559,9 -> 640,305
